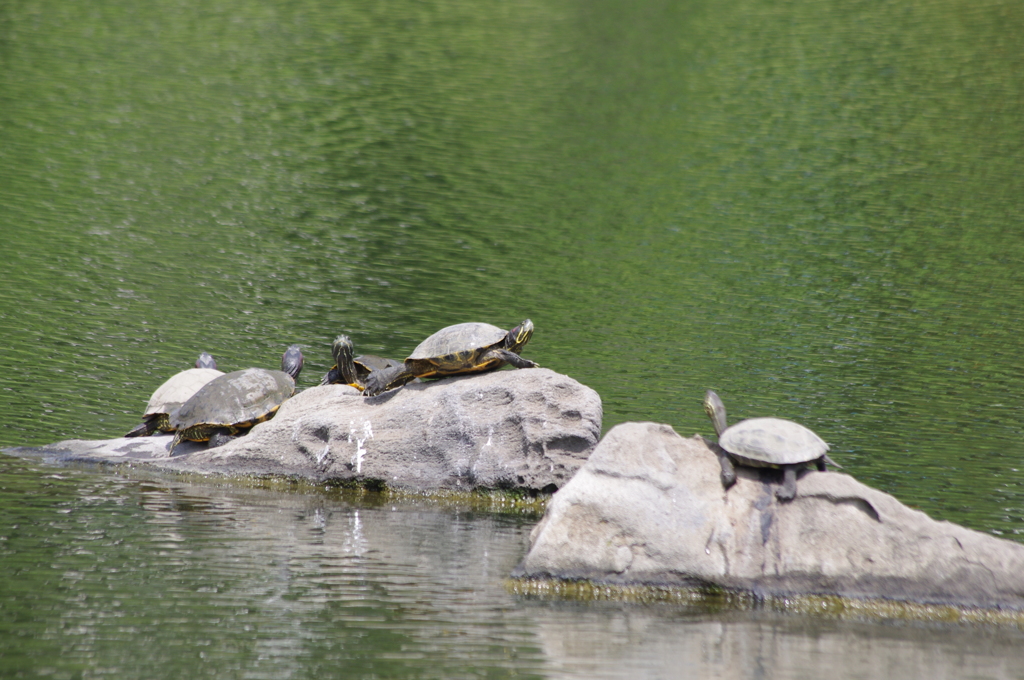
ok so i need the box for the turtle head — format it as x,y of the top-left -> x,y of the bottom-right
195,352 -> 217,370
703,390 -> 728,437
330,334 -> 362,389
506,319 -> 534,352
282,344 -> 305,381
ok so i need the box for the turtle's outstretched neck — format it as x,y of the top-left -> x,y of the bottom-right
364,364 -> 416,397
703,390 -> 729,437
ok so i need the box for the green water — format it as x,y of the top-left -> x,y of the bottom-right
3,0 -> 1024,675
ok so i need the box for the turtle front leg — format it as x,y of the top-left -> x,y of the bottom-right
485,348 -> 538,369
719,452 -> 737,489
776,466 -> 798,502
706,440 -> 736,489
363,364 -> 417,397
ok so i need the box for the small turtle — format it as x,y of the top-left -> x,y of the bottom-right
363,319 -> 537,397
125,352 -> 224,437
703,390 -> 840,501
169,345 -> 304,452
319,335 -> 403,390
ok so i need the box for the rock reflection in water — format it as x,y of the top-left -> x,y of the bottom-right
527,603 -> 1024,680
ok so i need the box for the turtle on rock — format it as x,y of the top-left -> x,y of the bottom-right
125,352 -> 224,437
702,389 -> 841,501
362,319 -> 538,397
169,345 -> 304,453
319,335 -> 403,391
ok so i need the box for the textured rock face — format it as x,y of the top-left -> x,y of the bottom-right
8,369 -> 602,493
514,422 -> 1024,610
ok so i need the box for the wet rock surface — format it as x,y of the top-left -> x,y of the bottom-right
7,369 -> 602,493
513,421 -> 1024,610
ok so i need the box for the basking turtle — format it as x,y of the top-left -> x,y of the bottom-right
362,319 -> 537,397
125,352 -> 224,437
319,334 -> 403,390
702,390 -> 840,501
169,345 -> 304,452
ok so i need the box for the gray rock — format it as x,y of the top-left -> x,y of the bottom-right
7,368 -> 602,493
513,421 -> 1024,610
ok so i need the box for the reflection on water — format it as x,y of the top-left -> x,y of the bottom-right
529,603 -> 1024,680
2,456 -> 1023,680
0,457 -> 548,679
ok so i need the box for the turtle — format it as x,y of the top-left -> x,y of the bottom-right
702,389 -> 841,501
319,334 -> 404,390
125,352 -> 224,437
362,319 -> 538,397
169,345 -> 304,452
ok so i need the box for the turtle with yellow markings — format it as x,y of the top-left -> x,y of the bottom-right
363,319 -> 538,397
319,334 -> 403,390
170,345 -> 304,452
125,352 -> 223,437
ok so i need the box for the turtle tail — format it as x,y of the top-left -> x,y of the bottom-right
823,454 -> 843,470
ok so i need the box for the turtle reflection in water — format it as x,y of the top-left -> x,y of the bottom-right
319,334 -> 403,391
702,390 -> 841,501
169,345 -> 304,453
125,352 -> 223,437
363,319 -> 538,397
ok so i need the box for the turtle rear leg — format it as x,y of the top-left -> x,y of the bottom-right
208,429 -> 237,449
776,465 -> 798,502
125,415 -> 159,438
169,431 -> 187,454
170,423 -> 215,454
485,348 -> 538,369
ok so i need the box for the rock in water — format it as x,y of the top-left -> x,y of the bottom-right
7,369 -> 602,494
513,421 -> 1024,610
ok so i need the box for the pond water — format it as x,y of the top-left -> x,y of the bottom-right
3,455 -> 1023,680
2,0 -> 1024,676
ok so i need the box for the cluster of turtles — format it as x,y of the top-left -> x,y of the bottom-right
126,316 -> 838,500
125,319 -> 537,454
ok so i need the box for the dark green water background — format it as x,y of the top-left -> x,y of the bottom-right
3,0 -> 1024,676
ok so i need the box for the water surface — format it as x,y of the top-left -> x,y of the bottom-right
2,455 -> 1022,679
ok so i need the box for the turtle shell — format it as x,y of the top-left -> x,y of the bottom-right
408,322 -> 507,364
355,354 -> 403,374
171,368 -> 295,431
720,417 -> 829,467
143,368 -> 224,418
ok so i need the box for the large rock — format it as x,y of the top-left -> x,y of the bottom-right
513,421 -> 1024,610
7,369 -> 602,493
